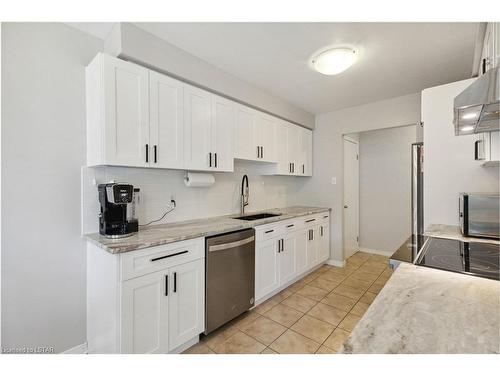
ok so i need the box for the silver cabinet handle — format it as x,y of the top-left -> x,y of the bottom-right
214,153 -> 218,168
209,152 -> 212,167
209,236 -> 255,252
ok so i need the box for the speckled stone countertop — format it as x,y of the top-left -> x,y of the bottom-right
340,263 -> 500,354
426,223 -> 499,245
86,206 -> 331,254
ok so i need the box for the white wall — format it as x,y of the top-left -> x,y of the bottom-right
1,23 -> 102,353
295,93 -> 421,263
82,162 -> 303,234
359,125 -> 417,254
422,79 -> 500,227
105,23 -> 315,129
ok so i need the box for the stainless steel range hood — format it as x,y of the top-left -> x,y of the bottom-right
453,67 -> 499,135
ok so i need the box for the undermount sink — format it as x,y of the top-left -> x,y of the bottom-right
233,213 -> 282,221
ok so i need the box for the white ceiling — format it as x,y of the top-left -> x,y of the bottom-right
68,22 -> 480,115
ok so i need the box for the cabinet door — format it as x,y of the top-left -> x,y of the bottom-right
234,105 -> 258,161
183,84 -> 212,171
279,234 -> 297,286
306,227 -> 318,268
295,229 -> 308,275
257,114 -> 276,162
149,71 -> 184,169
103,54 -> 149,167
299,128 -> 313,176
255,238 -> 280,300
121,270 -> 169,354
318,223 -> 330,263
168,259 -> 205,351
275,121 -> 290,174
211,95 -> 235,172
286,124 -> 300,175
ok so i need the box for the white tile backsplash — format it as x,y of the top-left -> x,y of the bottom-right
81,161 -> 303,234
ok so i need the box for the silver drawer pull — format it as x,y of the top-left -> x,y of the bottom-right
305,219 -> 316,223
209,236 -> 255,252
286,224 -> 294,228
265,229 -> 274,234
151,250 -> 188,262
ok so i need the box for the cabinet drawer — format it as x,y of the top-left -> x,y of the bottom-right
121,238 -> 204,281
320,212 -> 330,223
255,224 -> 283,241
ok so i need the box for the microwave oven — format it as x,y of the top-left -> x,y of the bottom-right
459,193 -> 499,239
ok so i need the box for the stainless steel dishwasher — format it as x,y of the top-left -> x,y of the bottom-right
204,228 -> 255,335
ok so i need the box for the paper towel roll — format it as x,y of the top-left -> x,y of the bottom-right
184,172 -> 215,187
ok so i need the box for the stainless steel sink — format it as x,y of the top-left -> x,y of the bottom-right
233,213 -> 282,221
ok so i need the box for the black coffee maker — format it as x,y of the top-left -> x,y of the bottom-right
98,183 -> 139,238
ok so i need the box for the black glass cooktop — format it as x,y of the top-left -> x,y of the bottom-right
415,237 -> 499,280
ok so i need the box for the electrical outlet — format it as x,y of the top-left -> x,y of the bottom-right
331,177 -> 337,185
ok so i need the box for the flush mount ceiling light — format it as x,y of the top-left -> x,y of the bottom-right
310,47 -> 357,75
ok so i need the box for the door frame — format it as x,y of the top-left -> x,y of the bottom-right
342,136 -> 360,261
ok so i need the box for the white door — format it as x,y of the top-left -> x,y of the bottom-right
295,229 -> 308,275
149,71 -> 184,169
211,95 -> 235,172
275,121 -> 289,174
343,138 -> 359,259
183,84 -> 212,171
255,238 -> 280,300
103,54 -> 149,167
279,235 -> 296,286
318,222 -> 330,262
306,227 -> 318,267
258,114 -> 276,162
168,259 -> 205,351
234,105 -> 257,160
121,270 -> 169,354
286,125 -> 300,175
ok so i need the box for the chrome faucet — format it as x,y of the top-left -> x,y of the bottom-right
240,174 -> 249,214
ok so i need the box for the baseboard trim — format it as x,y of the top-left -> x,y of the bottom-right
358,247 -> 394,257
327,259 -> 345,267
62,343 -> 88,354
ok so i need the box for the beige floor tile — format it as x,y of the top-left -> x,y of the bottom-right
341,276 -> 372,290
307,302 -> 348,326
211,331 -> 266,354
318,271 -> 346,283
253,296 -> 281,314
368,281 -> 386,294
351,301 -> 370,316
333,284 -> 365,300
359,291 -> 378,305
296,285 -> 329,301
261,347 -> 279,354
338,312 -> 362,332
323,328 -> 351,351
231,310 -> 261,330
359,263 -> 386,275
366,254 -> 389,263
281,293 -> 317,313
241,316 -> 287,346
308,277 -> 340,292
350,252 -> 371,262
269,329 -> 321,354
348,271 -> 379,283
321,293 -> 357,312
301,272 -> 319,284
264,303 -> 304,327
182,342 -> 215,354
291,315 -> 335,344
316,345 -> 337,354
345,258 -> 364,267
285,279 -> 308,293
202,322 -> 239,350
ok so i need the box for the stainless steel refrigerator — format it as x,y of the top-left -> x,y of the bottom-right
411,142 -> 424,236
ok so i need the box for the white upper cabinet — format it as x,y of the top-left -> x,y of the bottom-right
183,84 -> 213,171
480,22 -> 499,74
86,53 -> 310,175
211,95 -> 235,172
87,53 -> 150,167
149,71 -> 184,169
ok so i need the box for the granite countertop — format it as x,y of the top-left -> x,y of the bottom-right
340,263 -> 500,354
86,205 -> 331,254
426,223 -> 500,245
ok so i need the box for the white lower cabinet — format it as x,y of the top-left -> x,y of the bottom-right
254,214 -> 330,301
87,237 -> 205,354
255,238 -> 280,300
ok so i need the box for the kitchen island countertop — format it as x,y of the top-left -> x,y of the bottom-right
340,262 -> 500,354
86,205 -> 331,254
